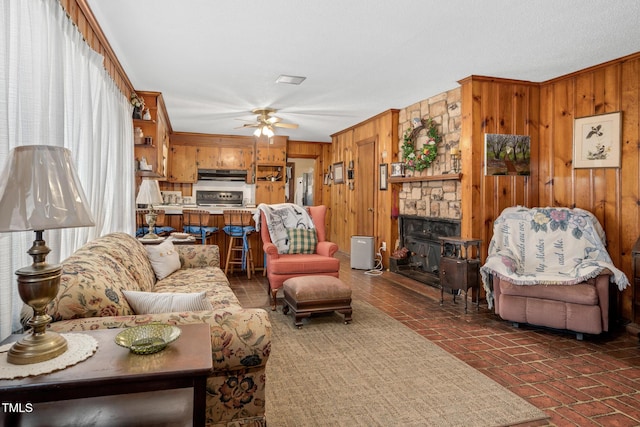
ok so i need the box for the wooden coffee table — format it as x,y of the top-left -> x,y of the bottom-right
0,323 -> 212,426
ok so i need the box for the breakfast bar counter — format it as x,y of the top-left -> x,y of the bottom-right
140,206 -> 264,272
153,205 -> 257,215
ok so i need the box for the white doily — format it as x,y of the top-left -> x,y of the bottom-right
0,333 -> 98,379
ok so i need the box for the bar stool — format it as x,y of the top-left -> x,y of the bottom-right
182,209 -> 218,244
223,210 -> 255,279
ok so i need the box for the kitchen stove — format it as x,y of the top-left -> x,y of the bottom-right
196,190 -> 244,207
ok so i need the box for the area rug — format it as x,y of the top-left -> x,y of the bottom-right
265,299 -> 548,426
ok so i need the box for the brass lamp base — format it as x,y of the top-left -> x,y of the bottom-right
7,330 -> 67,365
8,231 -> 68,365
142,211 -> 159,239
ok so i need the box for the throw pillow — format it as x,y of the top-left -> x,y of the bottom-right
287,228 -> 317,254
123,290 -> 213,314
145,240 -> 181,280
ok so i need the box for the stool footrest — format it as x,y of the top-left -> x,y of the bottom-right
282,276 -> 352,328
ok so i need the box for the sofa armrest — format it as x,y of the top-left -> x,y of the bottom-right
263,241 -> 279,257
316,241 -> 338,257
594,273 -> 611,332
176,244 -> 220,269
49,306 -> 271,371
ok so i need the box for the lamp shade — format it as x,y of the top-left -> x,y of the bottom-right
0,145 -> 95,232
136,179 -> 163,205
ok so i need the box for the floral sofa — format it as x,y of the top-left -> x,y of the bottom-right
46,232 -> 271,427
481,206 -> 629,339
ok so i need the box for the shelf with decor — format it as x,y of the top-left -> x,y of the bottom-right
133,91 -> 170,179
389,173 -> 461,183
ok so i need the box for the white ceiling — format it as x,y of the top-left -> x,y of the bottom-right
87,0 -> 640,142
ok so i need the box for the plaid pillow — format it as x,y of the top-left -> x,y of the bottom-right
287,228 -> 318,254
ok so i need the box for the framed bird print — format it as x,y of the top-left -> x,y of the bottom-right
573,112 -> 621,168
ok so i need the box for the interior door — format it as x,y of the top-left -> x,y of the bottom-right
356,138 -> 376,236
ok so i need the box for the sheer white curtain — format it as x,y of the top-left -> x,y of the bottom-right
0,0 -> 135,339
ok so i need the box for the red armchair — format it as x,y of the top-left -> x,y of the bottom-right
260,205 -> 340,310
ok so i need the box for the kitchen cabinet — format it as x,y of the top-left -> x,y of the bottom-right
255,181 -> 287,205
166,134 -> 255,183
255,136 -> 286,165
168,145 -> 198,183
255,136 -> 287,204
134,91 -> 171,179
197,146 -> 250,170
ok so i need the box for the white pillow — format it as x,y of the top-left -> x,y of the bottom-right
123,290 -> 213,314
145,240 -> 181,280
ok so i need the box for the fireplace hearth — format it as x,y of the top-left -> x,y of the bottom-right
392,215 -> 460,287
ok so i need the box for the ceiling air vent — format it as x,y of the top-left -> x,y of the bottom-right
275,75 -> 306,85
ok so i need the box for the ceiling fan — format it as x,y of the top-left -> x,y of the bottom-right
236,108 -> 299,137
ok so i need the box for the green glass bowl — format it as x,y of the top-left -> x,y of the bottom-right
115,324 -> 181,355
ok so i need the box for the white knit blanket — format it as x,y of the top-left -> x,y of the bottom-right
253,203 -> 315,254
480,206 -> 629,308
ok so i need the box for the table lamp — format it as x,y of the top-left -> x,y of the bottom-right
0,145 -> 95,365
136,178 -> 163,239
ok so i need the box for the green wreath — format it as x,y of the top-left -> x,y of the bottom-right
401,118 -> 442,171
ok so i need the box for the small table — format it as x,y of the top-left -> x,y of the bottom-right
439,236 -> 482,313
0,323 -> 212,426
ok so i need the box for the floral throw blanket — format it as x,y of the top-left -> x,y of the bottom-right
253,203 -> 315,254
480,206 -> 629,308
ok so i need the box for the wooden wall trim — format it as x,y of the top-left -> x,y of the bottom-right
458,75 -> 538,87
171,132 -> 255,147
59,0 -> 134,97
331,109 -> 400,138
541,51 -> 640,85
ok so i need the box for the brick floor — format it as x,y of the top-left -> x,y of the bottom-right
228,252 -> 640,426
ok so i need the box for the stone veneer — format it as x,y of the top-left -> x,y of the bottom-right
398,87 -> 462,220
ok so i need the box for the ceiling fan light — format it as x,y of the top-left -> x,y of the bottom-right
265,127 -> 274,138
253,128 -> 261,137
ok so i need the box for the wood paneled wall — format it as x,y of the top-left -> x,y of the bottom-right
59,0 -> 134,97
330,110 -> 399,262
538,54 -> 640,320
459,76 -> 540,245
459,52 -> 640,322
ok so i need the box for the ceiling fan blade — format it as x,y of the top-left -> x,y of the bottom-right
234,123 -> 259,129
274,122 -> 298,129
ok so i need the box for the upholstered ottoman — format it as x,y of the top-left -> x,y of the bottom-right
282,275 -> 352,328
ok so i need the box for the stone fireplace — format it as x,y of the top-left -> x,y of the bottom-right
391,88 -> 463,288
392,215 -> 460,287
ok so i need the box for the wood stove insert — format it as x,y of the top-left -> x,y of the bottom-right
392,215 -> 460,287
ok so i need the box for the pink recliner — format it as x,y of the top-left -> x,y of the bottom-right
260,205 -> 340,310
481,206 -> 629,339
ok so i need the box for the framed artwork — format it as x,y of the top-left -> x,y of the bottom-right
390,162 -> 405,178
484,134 -> 531,176
379,163 -> 388,190
573,112 -> 621,168
333,162 -> 344,184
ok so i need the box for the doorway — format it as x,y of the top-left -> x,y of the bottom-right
286,158 -> 315,206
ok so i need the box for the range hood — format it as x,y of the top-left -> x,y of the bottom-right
197,169 -> 247,181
